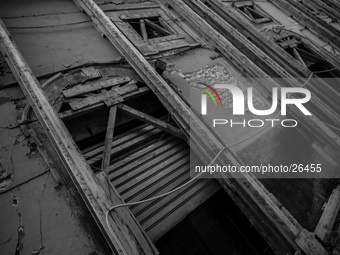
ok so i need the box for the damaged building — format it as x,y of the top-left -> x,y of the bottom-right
1,0 -> 340,254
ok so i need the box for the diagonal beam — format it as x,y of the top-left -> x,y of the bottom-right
118,104 -> 185,140
144,19 -> 172,36
315,186 -> 340,241
0,19 -> 157,255
140,19 -> 148,41
101,106 -> 117,172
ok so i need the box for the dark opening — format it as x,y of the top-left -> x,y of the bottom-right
127,17 -> 171,39
155,189 -> 273,255
127,18 -> 142,36
235,3 -> 272,23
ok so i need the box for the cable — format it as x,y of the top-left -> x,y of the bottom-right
104,70 -> 329,238
105,144 -> 224,238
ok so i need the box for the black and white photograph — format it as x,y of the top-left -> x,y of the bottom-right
0,0 -> 340,254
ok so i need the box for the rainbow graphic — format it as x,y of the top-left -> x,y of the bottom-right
196,82 -> 223,106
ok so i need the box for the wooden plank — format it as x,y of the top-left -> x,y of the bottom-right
41,72 -> 64,89
130,162 -> 190,207
132,155 -> 201,215
101,106 -> 117,172
87,127 -> 162,165
62,76 -> 131,98
269,0 -> 340,49
73,1 -> 328,254
184,0 -> 340,129
308,0 -> 340,23
117,147 -> 189,197
84,124 -> 157,159
81,66 -> 102,80
120,12 -> 160,20
122,156 -> 190,203
0,19 -> 157,255
147,34 -> 184,43
69,83 -> 138,110
140,19 -> 148,41
206,0 -> 310,75
315,186 -> 340,241
131,162 -> 190,215
204,0 -> 340,118
107,136 -> 181,177
144,19 -> 172,36
146,180 -> 219,241
141,179 -> 213,230
118,104 -> 185,140
59,86 -> 151,121
292,48 -> 308,68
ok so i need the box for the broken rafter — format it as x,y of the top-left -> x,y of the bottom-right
118,104 -> 185,140
140,19 -> 148,41
291,47 -> 308,68
101,106 -> 118,172
144,19 -> 172,36
269,0 -> 340,49
69,83 -> 138,110
59,86 -> 151,121
315,186 -> 340,241
62,76 -> 131,98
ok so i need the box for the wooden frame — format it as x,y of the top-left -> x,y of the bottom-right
108,8 -> 193,55
0,18 -> 158,255
233,1 -> 273,24
73,0 -> 329,254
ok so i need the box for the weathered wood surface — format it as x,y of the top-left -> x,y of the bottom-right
182,0 -> 340,129
165,0 -> 340,162
62,76 -> 131,98
81,66 -> 102,80
308,0 -> 340,22
101,106 -> 117,172
269,0 -> 340,49
69,83 -> 138,110
59,86 -> 150,120
74,0 -> 328,254
315,186 -> 340,241
118,104 -> 185,140
0,19 -> 158,255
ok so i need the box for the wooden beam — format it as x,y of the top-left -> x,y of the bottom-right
69,83 -> 138,110
205,0 -> 310,75
292,47 -> 308,68
202,0 -> 340,116
101,106 -> 117,172
269,0 -> 340,49
74,0 -> 328,254
140,19 -> 148,41
181,0 -> 340,132
315,186 -> 340,241
118,104 -> 185,140
59,86 -> 151,121
308,0 -> 340,22
0,19 -> 157,255
144,19 -> 172,36
164,0 -> 340,164
62,76 -> 131,98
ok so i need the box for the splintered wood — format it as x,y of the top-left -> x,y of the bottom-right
62,76 -> 131,98
69,82 -> 138,110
